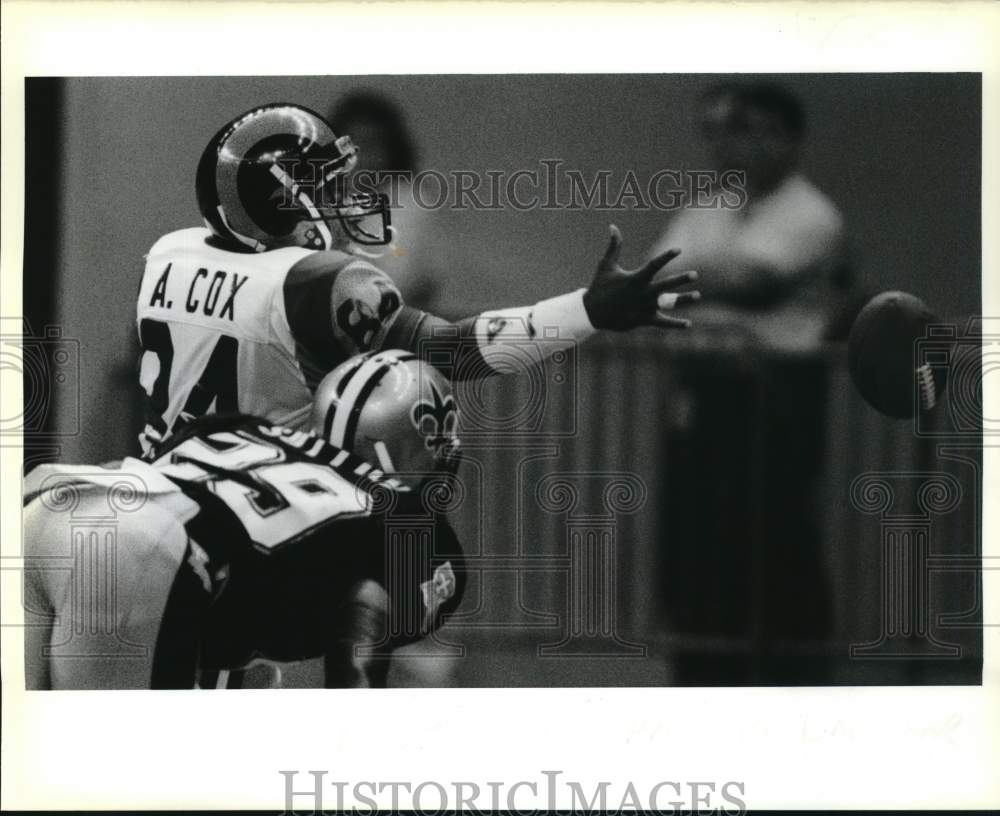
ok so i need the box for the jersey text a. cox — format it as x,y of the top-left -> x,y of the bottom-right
147,262 -> 249,322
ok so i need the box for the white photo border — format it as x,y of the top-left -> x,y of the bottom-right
2,1 -> 998,811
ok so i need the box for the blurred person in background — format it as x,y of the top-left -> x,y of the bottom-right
653,82 -> 849,345
653,82 -> 855,684
328,90 -> 440,311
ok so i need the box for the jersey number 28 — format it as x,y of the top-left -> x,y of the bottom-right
162,430 -> 370,551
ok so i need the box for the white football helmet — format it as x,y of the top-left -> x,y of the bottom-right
311,350 -> 461,488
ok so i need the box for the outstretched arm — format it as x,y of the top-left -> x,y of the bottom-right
288,225 -> 698,380
324,579 -> 393,688
384,225 -> 700,378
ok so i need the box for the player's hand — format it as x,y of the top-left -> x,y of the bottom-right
582,224 -> 700,331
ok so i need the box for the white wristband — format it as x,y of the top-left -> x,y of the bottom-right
474,288 -> 596,374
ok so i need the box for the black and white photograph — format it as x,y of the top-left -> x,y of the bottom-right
2,2 -> 998,813
15,70 -> 987,690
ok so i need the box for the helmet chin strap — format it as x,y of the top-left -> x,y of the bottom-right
268,164 -> 336,249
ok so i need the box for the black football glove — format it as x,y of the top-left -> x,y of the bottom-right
583,224 -> 700,331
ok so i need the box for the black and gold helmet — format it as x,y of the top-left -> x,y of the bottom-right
196,103 -> 391,252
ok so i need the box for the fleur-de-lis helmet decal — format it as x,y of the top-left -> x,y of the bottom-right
411,381 -> 460,468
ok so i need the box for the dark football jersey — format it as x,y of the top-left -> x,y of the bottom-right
149,414 -> 464,666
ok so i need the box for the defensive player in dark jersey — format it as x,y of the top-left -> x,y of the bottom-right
136,103 -> 700,454
24,351 -> 464,689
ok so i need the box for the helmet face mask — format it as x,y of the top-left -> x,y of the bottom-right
312,351 -> 462,490
197,104 -> 392,252
298,190 -> 392,248
330,191 -> 393,246
280,190 -> 392,251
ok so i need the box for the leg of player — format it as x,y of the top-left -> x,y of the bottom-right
23,492 -> 205,689
149,532 -> 216,690
324,579 -> 394,688
22,500 -> 60,689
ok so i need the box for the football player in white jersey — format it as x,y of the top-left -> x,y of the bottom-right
136,103 -> 700,454
24,351 -> 464,690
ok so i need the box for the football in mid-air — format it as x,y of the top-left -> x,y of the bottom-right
847,290 -> 948,418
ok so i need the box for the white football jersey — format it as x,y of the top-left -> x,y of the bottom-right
136,228 -> 403,455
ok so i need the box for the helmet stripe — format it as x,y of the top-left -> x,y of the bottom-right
341,365 -> 392,451
329,350 -> 415,448
322,398 -> 338,443
373,440 -> 397,473
322,354 -> 370,442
